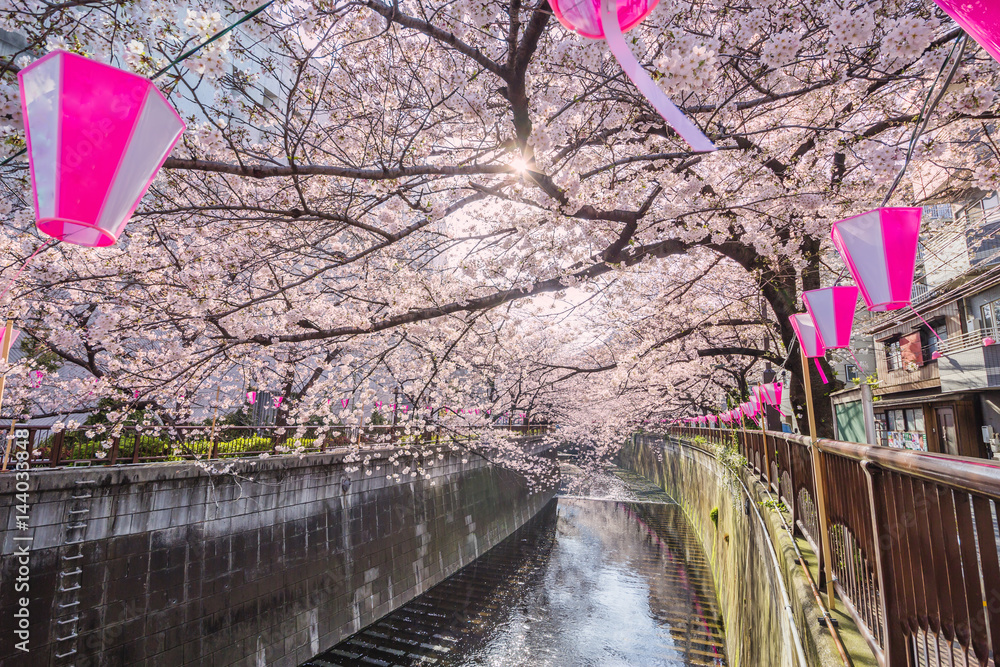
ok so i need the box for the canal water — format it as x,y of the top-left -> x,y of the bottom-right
304,468 -> 726,667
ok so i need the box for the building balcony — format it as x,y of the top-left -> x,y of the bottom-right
936,328 -> 1000,393
937,328 -> 1000,356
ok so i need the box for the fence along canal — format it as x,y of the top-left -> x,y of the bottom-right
671,426 -> 1000,667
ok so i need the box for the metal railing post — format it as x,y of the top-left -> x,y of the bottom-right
51,430 -> 64,467
131,428 -> 141,464
108,434 -> 120,465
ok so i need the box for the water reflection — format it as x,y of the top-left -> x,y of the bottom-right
305,497 -> 725,667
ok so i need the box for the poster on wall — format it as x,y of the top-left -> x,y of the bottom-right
887,431 -> 928,451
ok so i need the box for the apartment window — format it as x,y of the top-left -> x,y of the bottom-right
845,364 -> 861,382
874,413 -> 888,445
921,319 -> 948,357
984,303 -> 995,330
884,337 -> 902,371
904,408 -> 925,433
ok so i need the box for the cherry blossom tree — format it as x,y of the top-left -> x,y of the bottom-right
0,0 -> 996,468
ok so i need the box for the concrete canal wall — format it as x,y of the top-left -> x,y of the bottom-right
0,447 -> 555,666
620,434 -> 847,667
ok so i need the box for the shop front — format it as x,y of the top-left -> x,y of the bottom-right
871,392 -> 981,457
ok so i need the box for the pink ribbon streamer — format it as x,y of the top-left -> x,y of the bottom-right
814,357 -> 829,384
600,0 -> 716,153
909,306 -> 945,343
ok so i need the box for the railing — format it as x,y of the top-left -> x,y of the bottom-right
666,426 -> 1000,667
0,423 -> 553,468
937,327 -> 1000,356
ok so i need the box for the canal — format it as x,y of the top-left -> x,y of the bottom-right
304,467 -> 727,667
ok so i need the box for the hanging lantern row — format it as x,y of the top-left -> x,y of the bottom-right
789,206 -> 958,387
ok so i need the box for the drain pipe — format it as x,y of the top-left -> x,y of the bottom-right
758,481 -> 852,666
731,471 -> 810,667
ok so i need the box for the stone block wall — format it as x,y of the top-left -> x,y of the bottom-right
0,448 -> 554,667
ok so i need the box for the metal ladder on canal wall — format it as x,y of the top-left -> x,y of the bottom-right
53,478 -> 95,664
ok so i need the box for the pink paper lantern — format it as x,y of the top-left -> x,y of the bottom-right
803,286 -> 859,349
341,398 -> 350,408
757,382 -> 783,408
547,0 -> 714,152
247,391 -> 256,405
550,0 -> 658,39
273,396 -> 283,408
790,313 -> 826,358
830,208 -> 922,312
18,51 -> 185,247
932,0 -> 1000,64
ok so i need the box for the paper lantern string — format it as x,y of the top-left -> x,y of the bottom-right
598,0 -> 716,153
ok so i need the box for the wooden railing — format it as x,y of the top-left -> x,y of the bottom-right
0,423 -> 552,468
666,426 -> 1000,667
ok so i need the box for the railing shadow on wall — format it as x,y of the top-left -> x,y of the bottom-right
0,424 -> 552,468
668,426 -> 1000,667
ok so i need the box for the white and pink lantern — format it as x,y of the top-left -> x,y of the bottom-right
830,208 -> 922,313
804,285 -> 869,374
790,313 -> 826,358
18,51 -> 185,247
791,312 -> 830,384
757,382 -> 783,411
932,0 -> 1000,64
549,0 -> 715,152
803,286 -> 859,350
247,391 -> 257,405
